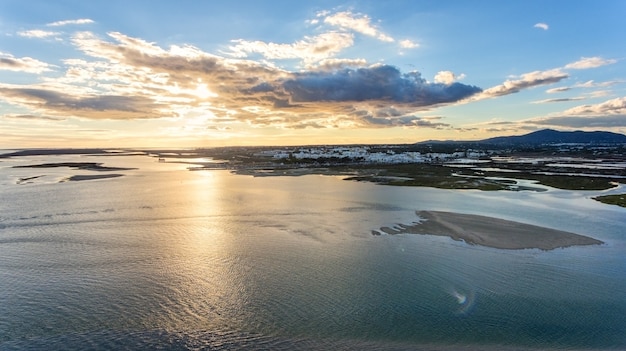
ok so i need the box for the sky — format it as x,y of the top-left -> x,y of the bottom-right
1,0 -> 625,148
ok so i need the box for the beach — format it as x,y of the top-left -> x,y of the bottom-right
379,210 -> 603,250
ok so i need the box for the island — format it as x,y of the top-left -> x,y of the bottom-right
374,211 -> 604,250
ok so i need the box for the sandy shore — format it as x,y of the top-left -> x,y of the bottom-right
379,210 -> 603,250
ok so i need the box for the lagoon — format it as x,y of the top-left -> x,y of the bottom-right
1,153 -> 625,350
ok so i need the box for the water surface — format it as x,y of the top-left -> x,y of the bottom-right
1,154 -> 625,350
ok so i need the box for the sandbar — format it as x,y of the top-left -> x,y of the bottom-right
14,162 -> 134,172
66,174 -> 124,181
378,210 -> 603,250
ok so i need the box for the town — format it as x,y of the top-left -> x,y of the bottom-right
254,145 -> 488,164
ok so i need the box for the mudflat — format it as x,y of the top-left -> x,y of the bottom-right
379,210 -> 603,250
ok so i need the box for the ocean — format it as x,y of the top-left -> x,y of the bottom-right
1,153 -> 625,350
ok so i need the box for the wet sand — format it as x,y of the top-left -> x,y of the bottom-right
67,174 -> 124,181
13,162 -> 134,172
379,210 -> 603,250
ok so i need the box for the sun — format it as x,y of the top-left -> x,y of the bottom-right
194,83 -> 217,99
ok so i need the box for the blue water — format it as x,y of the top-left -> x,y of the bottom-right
1,153 -> 625,350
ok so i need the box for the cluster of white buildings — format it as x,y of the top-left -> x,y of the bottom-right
256,146 -> 487,164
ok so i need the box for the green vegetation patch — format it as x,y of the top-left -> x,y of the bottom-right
593,194 -> 626,208
344,164 -> 513,190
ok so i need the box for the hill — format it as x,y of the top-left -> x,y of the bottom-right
479,129 -> 626,145
420,129 -> 626,146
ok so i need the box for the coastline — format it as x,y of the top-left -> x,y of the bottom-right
377,210 -> 603,250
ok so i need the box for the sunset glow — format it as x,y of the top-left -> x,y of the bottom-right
1,1 -> 625,148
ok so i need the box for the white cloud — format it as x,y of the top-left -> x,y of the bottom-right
399,39 -> 418,49
586,90 -> 612,98
47,19 -> 94,27
534,23 -> 549,30
546,87 -> 571,94
226,32 -> 354,64
517,96 -> 626,129
561,96 -> 626,116
0,52 -> 52,73
564,57 -> 617,70
322,11 -> 395,42
531,97 -> 584,104
18,30 -> 59,38
473,69 -> 568,100
434,71 -> 465,85
574,80 -> 623,88
544,79 -> 622,96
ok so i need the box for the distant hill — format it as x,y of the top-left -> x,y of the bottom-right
479,129 -> 626,145
420,129 -> 626,146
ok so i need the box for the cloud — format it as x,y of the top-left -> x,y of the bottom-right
47,19 -> 94,27
434,71 -> 465,85
0,30 -> 484,130
2,113 -> 65,121
564,56 -> 617,70
305,58 -> 368,71
60,31 -> 482,128
225,32 -> 354,64
399,39 -> 418,49
530,115 -> 626,128
574,79 -> 623,88
18,30 -> 59,39
360,114 -> 453,129
0,52 -> 52,73
531,97 -> 584,104
516,97 -> 626,129
546,79 -> 621,95
492,58 -> 618,98
586,90 -> 612,98
321,11 -> 394,42
473,69 -> 568,100
0,85 -> 171,120
560,96 -> 626,116
534,23 -> 549,30
282,65 -> 481,106
546,87 -> 571,94
479,96 -> 626,131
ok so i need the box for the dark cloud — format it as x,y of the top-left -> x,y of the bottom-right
282,65 -> 482,106
2,114 -> 64,121
0,87 -> 169,119
0,58 -> 20,68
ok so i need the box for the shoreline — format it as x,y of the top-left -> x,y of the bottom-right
377,210 -> 603,250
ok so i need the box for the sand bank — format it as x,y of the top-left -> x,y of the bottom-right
379,211 -> 603,250
67,174 -> 124,181
14,162 -> 134,172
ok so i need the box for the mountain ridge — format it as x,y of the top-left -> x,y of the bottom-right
419,129 -> 626,145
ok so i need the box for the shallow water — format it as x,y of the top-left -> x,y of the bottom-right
1,154 -> 625,350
